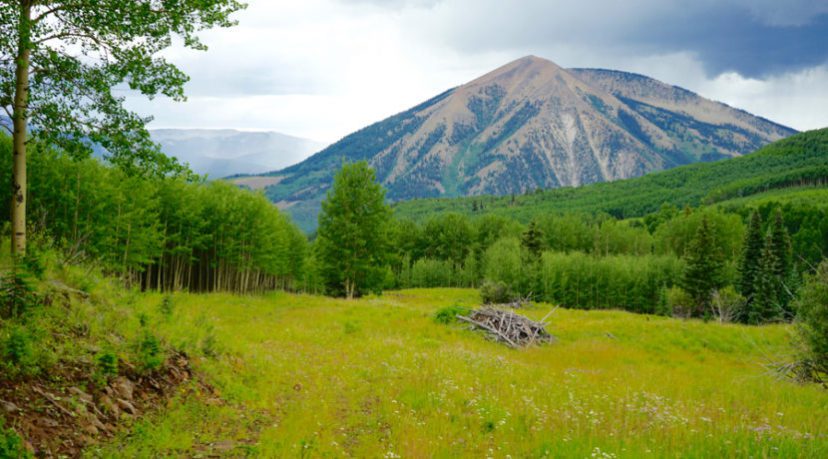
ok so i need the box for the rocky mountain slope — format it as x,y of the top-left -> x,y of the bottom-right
251,55 -> 795,231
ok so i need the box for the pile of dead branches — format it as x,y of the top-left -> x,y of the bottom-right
488,295 -> 533,309
457,307 -> 555,348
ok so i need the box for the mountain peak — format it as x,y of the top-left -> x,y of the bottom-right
468,55 -> 564,88
259,56 -> 796,232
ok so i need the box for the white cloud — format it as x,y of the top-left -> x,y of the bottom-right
129,0 -> 827,148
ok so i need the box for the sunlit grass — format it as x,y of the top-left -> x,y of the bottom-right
93,289 -> 828,458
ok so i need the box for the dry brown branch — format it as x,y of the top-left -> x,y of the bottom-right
457,307 -> 555,348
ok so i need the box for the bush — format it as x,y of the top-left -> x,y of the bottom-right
94,350 -> 119,385
137,332 -> 164,373
795,261 -> 828,383
0,419 -> 30,459
480,280 -> 516,304
0,271 -> 41,319
666,287 -> 695,318
434,305 -> 471,324
1,326 -> 37,376
159,295 -> 174,318
483,238 -> 525,292
710,287 -> 745,323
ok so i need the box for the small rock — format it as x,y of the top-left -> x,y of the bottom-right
113,377 -> 135,401
79,435 -> 95,446
40,417 -> 60,428
99,395 -> 120,417
83,412 -> 108,432
212,440 -> 236,451
83,423 -> 99,436
116,398 -> 138,416
0,399 -> 20,413
69,387 -> 93,404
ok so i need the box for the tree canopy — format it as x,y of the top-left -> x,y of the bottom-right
1,0 -> 246,255
316,161 -> 391,298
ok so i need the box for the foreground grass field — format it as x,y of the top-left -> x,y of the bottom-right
93,289 -> 828,458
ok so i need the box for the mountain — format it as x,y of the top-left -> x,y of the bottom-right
150,129 -> 325,178
255,55 -> 793,230
393,128 -> 828,223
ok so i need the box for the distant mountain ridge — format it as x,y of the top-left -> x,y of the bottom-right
0,116 -> 323,179
150,129 -> 325,178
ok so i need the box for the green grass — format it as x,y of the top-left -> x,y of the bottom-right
91,289 -> 828,458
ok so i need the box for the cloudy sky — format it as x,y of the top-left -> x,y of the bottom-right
127,0 -> 828,145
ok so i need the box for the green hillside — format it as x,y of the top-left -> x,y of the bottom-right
393,128 -> 828,223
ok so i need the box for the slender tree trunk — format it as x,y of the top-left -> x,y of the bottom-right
122,222 -> 132,284
11,1 -> 32,258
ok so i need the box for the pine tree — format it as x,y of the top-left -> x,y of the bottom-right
520,220 -> 545,298
682,215 -> 725,316
738,211 -> 764,315
316,162 -> 391,299
769,208 -> 793,312
521,220 -> 545,260
749,234 -> 783,324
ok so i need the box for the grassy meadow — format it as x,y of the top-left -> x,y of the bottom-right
90,289 -> 828,458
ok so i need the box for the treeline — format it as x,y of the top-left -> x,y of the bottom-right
373,201 -> 827,321
0,136 -> 308,293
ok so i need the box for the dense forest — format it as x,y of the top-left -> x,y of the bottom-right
0,136 -> 308,294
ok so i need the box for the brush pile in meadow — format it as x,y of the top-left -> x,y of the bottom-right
497,297 -> 532,309
457,307 -> 554,348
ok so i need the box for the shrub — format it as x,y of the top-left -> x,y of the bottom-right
137,332 -> 164,373
0,419 -> 30,459
666,287 -> 695,318
434,305 -> 472,324
480,280 -> 516,304
1,326 -> 36,376
0,271 -> 40,319
159,295 -> 174,318
94,350 -> 119,385
710,287 -> 745,323
794,261 -> 828,384
483,238 -> 525,293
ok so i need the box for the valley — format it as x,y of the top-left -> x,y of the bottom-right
1,2 -> 827,458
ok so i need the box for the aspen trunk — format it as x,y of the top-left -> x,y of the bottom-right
11,2 -> 32,258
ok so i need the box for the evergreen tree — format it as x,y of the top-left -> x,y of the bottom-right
520,220 -> 545,298
749,234 -> 783,324
738,211 -> 764,314
520,220 -> 545,260
316,162 -> 391,299
769,208 -> 794,312
682,215 -> 725,316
